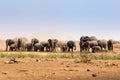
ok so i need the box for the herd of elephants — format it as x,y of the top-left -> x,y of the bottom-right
5,36 -> 113,53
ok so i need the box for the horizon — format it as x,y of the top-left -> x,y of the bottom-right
0,0 -> 120,41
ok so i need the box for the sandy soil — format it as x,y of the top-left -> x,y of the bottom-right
0,58 -> 120,80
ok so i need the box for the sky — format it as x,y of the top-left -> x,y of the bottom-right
0,0 -> 120,41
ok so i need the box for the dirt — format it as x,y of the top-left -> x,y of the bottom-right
0,58 -> 120,80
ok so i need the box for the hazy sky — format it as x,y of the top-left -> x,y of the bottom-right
0,0 -> 120,40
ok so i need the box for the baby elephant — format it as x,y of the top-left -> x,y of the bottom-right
92,46 -> 101,53
9,44 -> 17,51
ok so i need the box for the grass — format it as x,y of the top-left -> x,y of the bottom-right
0,52 -> 120,60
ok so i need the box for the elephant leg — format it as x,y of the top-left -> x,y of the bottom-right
9,47 -> 12,51
62,48 -> 64,52
104,46 -> 107,50
6,45 -> 8,51
47,47 -> 50,52
111,46 -> 113,51
80,47 -> 82,53
68,47 -> 70,52
72,47 -> 73,52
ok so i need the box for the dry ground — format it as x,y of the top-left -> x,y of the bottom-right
0,58 -> 120,80
0,40 -> 120,80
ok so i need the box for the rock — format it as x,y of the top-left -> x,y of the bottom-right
61,63 -> 64,65
52,72 -> 55,75
36,59 -> 41,62
4,61 -> 14,64
4,58 -> 19,64
9,61 -> 15,64
87,69 -> 90,72
2,72 -> 7,75
92,74 -> 97,77
66,65 -> 70,67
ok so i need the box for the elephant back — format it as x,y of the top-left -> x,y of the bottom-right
89,36 -> 97,41
98,39 -> 107,45
67,41 -> 76,47
87,40 -> 98,47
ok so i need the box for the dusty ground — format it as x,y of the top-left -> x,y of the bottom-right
0,40 -> 120,80
0,58 -> 120,80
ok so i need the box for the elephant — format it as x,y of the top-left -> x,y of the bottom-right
9,43 -> 17,51
48,39 -> 58,52
6,38 -> 28,51
31,38 -> 39,50
6,39 -> 15,51
97,40 -> 107,51
79,41 -> 88,53
17,37 -> 28,51
67,41 -> 76,52
56,42 -> 67,52
86,40 -> 98,52
40,41 -> 50,52
80,36 -> 89,52
80,36 -> 98,52
92,46 -> 101,53
34,43 -> 42,51
34,42 -> 50,52
107,40 -> 113,51
24,43 -> 33,51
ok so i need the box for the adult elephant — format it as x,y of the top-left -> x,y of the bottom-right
86,40 -> 98,52
80,36 -> 98,52
17,37 -> 28,51
67,41 -> 76,52
79,41 -> 88,53
34,43 -> 42,51
48,39 -> 58,52
34,42 -> 50,52
6,39 -> 15,51
40,41 -> 50,52
25,43 -> 33,51
80,36 -> 89,52
97,40 -> 107,51
107,40 -> 113,51
56,41 -> 67,52
31,38 -> 39,50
